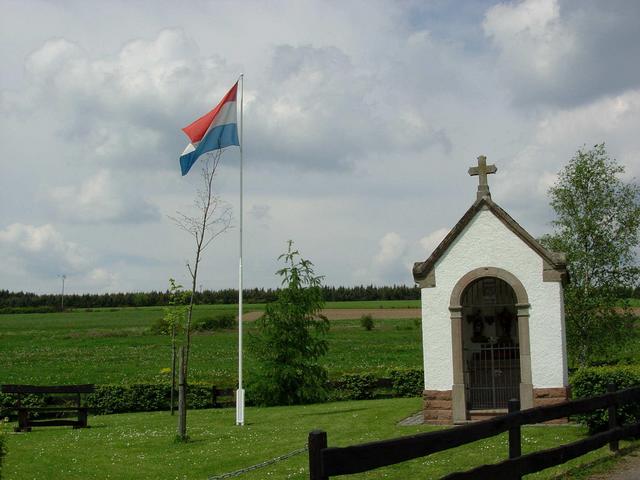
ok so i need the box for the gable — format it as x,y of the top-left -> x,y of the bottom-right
413,197 -> 567,288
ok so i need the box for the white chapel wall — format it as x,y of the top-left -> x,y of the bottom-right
421,208 -> 568,391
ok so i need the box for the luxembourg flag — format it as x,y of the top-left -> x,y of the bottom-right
179,82 -> 240,175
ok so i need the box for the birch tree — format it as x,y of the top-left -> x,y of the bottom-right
542,144 -> 640,365
171,151 -> 232,440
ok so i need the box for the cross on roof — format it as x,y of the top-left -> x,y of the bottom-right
468,155 -> 497,200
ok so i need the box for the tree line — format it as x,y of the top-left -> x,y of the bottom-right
0,284 -> 421,310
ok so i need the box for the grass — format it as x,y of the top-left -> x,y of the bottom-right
2,397 -> 636,480
0,307 -> 423,386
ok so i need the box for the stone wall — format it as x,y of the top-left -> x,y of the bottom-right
533,387 -> 570,423
423,389 -> 452,425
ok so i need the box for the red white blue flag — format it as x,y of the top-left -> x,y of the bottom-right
180,82 -> 239,175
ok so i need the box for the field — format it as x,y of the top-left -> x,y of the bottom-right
0,303 -> 423,386
2,301 -> 640,480
3,397 -> 636,480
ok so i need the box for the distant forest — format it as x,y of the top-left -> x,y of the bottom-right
0,284 -> 422,312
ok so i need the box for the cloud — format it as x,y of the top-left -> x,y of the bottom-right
0,223 -> 120,291
250,44 -> 452,171
374,232 -> 407,266
419,228 -> 450,257
49,170 -> 160,224
4,29 -> 238,171
483,0 -> 640,107
0,223 -> 88,274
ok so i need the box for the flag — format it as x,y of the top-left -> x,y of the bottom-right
179,82 -> 239,175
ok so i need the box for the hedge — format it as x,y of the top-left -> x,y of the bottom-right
329,369 -> 424,401
571,366 -> 640,433
0,429 -> 5,480
0,384 -> 215,418
0,369 -> 425,418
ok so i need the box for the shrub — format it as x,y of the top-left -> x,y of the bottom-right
332,373 -> 377,400
193,313 -> 236,332
87,383 -> 214,415
0,417 -> 8,478
148,317 -> 172,335
389,369 -> 423,397
360,314 -> 374,331
571,366 -> 640,433
248,242 -> 329,406
0,392 -> 46,419
0,306 -> 57,315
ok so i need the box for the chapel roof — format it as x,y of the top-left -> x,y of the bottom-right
412,160 -> 568,288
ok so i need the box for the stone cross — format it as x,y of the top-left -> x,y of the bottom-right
468,155 -> 497,200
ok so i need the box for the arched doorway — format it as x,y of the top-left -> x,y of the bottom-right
449,267 -> 533,422
461,277 -> 519,410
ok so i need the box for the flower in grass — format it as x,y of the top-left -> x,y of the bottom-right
160,368 -> 171,374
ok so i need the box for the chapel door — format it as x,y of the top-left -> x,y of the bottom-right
461,277 -> 520,410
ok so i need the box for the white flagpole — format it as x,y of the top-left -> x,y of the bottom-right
236,74 -> 245,426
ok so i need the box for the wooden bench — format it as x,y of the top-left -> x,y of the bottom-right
212,386 -> 236,408
1,384 -> 95,432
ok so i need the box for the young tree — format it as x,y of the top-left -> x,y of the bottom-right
542,144 -> 640,366
162,278 -> 189,416
248,241 -> 330,406
171,151 -> 232,440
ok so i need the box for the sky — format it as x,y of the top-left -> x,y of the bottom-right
1,0 -> 639,294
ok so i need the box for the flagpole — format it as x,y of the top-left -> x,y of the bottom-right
236,73 -> 245,426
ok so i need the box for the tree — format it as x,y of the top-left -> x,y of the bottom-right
162,278 -> 189,416
171,151 -> 232,440
248,241 -> 330,406
542,143 -> 640,366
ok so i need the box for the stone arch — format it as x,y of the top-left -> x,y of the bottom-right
450,267 -> 529,308
448,267 -> 533,422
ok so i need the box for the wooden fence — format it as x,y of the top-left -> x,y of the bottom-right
308,384 -> 640,479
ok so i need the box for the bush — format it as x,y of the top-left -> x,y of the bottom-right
149,317 -> 172,335
571,366 -> 640,433
332,373 -> 377,400
360,314 -> 374,331
248,242 -> 329,406
0,392 -> 46,419
87,383 -> 214,415
0,306 -> 58,315
193,313 -> 236,332
0,417 -> 7,478
389,369 -> 423,397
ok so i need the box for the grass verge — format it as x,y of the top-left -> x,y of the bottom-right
3,398 -> 637,480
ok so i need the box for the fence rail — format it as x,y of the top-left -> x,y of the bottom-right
308,384 -> 640,479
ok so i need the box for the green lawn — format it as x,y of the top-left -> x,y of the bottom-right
0,306 -> 422,386
2,398 -> 635,480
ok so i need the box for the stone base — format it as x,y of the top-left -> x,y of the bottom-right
534,387 -> 571,424
423,389 -> 452,425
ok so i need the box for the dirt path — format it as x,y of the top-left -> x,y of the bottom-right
243,308 -> 422,321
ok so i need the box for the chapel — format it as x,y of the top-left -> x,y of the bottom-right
412,156 -> 569,424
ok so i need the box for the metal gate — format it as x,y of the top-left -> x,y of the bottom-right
466,343 -> 520,410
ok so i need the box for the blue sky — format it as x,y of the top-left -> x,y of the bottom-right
1,0 -> 639,293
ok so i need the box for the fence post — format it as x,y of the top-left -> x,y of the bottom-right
607,383 -> 619,452
508,398 -> 522,480
308,430 -> 328,480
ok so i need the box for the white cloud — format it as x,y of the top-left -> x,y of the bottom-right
374,232 -> 407,266
419,228 -> 450,256
484,0 -> 574,80
0,223 -> 84,274
49,169 -> 159,224
0,223 -> 120,291
1,1 -> 640,294
483,0 -> 640,107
